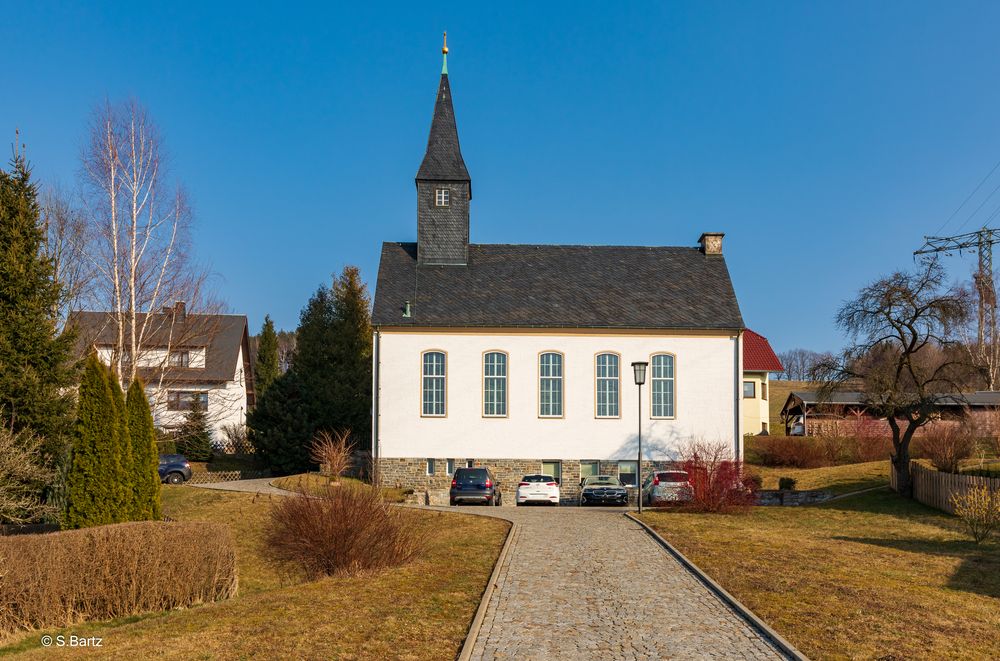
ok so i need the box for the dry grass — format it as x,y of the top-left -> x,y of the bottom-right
273,472 -> 408,503
0,486 -> 509,659
640,489 -> 1000,660
0,521 -> 237,639
748,460 -> 890,495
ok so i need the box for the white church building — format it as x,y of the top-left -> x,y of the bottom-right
371,48 -> 745,502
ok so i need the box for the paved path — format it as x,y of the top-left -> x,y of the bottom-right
189,477 -> 294,497
449,505 -> 785,660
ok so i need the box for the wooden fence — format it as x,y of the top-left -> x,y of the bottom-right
891,461 -> 1000,514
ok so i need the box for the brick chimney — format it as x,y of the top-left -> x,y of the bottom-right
698,232 -> 724,256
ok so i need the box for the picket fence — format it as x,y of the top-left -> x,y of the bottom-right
891,461 -> 1000,514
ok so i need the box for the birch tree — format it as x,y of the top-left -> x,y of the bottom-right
79,99 -> 216,392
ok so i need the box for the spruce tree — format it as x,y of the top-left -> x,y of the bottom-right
247,370 -> 313,474
177,398 -> 212,462
0,153 -> 75,457
254,315 -> 280,399
65,354 -> 121,527
330,266 -> 373,443
126,379 -> 160,520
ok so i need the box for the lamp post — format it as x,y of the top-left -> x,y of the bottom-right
631,361 -> 648,514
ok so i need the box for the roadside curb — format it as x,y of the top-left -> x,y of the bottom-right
457,520 -> 519,661
626,512 -> 809,661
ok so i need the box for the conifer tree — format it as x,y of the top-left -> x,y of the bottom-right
330,266 -> 373,443
126,379 -> 161,520
254,315 -> 280,399
0,152 -> 76,457
65,354 -> 122,527
177,397 -> 212,462
108,369 -> 133,518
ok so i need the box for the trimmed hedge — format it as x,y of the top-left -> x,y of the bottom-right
0,520 -> 237,637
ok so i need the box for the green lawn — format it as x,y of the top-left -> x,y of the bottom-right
748,460 -> 890,495
640,489 -> 1000,660
1,486 -> 508,659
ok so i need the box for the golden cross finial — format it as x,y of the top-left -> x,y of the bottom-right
442,31 -> 448,55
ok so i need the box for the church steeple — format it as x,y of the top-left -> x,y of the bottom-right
416,32 -> 471,266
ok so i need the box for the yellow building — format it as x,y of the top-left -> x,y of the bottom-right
742,329 -> 783,435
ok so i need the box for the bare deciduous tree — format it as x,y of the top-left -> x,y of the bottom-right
78,99 -> 217,390
39,185 -> 93,326
775,348 -> 832,381
815,259 -> 971,496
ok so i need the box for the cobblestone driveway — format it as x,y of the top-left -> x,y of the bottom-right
456,505 -> 786,660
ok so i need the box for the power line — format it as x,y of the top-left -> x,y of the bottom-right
935,157 -> 1000,234
955,176 -> 1000,233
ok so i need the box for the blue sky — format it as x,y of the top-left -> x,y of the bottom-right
5,2 -> 1000,353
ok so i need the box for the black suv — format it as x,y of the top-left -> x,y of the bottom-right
450,466 -> 502,506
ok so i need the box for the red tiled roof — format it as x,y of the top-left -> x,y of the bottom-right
743,329 -> 783,372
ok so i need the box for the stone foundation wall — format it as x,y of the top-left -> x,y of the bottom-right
377,457 -> 682,505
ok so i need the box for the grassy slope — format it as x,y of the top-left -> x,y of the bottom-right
766,380 -> 814,433
272,473 -> 408,502
748,461 -> 890,495
640,490 -> 1000,660
2,487 -> 508,660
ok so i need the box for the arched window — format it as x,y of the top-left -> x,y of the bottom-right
421,351 -> 446,416
595,353 -> 620,418
651,354 -> 675,418
538,352 -> 564,417
483,351 -> 508,417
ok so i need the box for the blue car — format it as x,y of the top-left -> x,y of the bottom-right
158,454 -> 192,484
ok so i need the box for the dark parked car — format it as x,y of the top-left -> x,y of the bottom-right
579,475 -> 629,506
450,466 -> 502,506
158,454 -> 192,484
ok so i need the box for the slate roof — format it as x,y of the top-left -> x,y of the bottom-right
415,74 -> 471,183
372,242 -> 745,329
743,329 -> 784,372
68,309 -> 251,386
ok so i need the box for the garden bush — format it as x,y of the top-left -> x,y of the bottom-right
950,485 -> 1000,544
0,520 -> 237,638
680,442 -> 757,513
778,477 -> 797,491
913,425 -> 977,474
265,482 -> 424,579
748,435 -> 826,468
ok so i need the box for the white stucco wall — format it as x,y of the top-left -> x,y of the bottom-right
95,348 -> 248,443
376,329 -> 742,461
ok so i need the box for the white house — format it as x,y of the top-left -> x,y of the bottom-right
71,303 -> 255,446
371,49 -> 746,502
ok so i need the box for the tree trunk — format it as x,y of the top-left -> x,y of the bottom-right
891,423 -> 916,498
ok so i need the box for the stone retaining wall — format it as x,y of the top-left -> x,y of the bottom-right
378,457 -> 681,504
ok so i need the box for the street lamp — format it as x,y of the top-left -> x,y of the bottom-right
631,361 -> 648,514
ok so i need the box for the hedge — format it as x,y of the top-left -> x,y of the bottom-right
0,520 -> 237,637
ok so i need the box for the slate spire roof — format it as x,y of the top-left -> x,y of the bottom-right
416,68 -> 471,184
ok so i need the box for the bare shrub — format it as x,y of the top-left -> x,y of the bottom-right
916,424 -> 977,474
750,435 -> 826,468
847,418 -> 895,463
950,485 -> 1000,544
0,428 -> 55,524
309,429 -> 352,481
265,483 -> 423,579
0,520 -> 236,638
219,423 -> 249,453
680,441 -> 756,513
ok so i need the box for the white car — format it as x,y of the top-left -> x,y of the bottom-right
642,470 -> 693,506
516,474 -> 560,506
